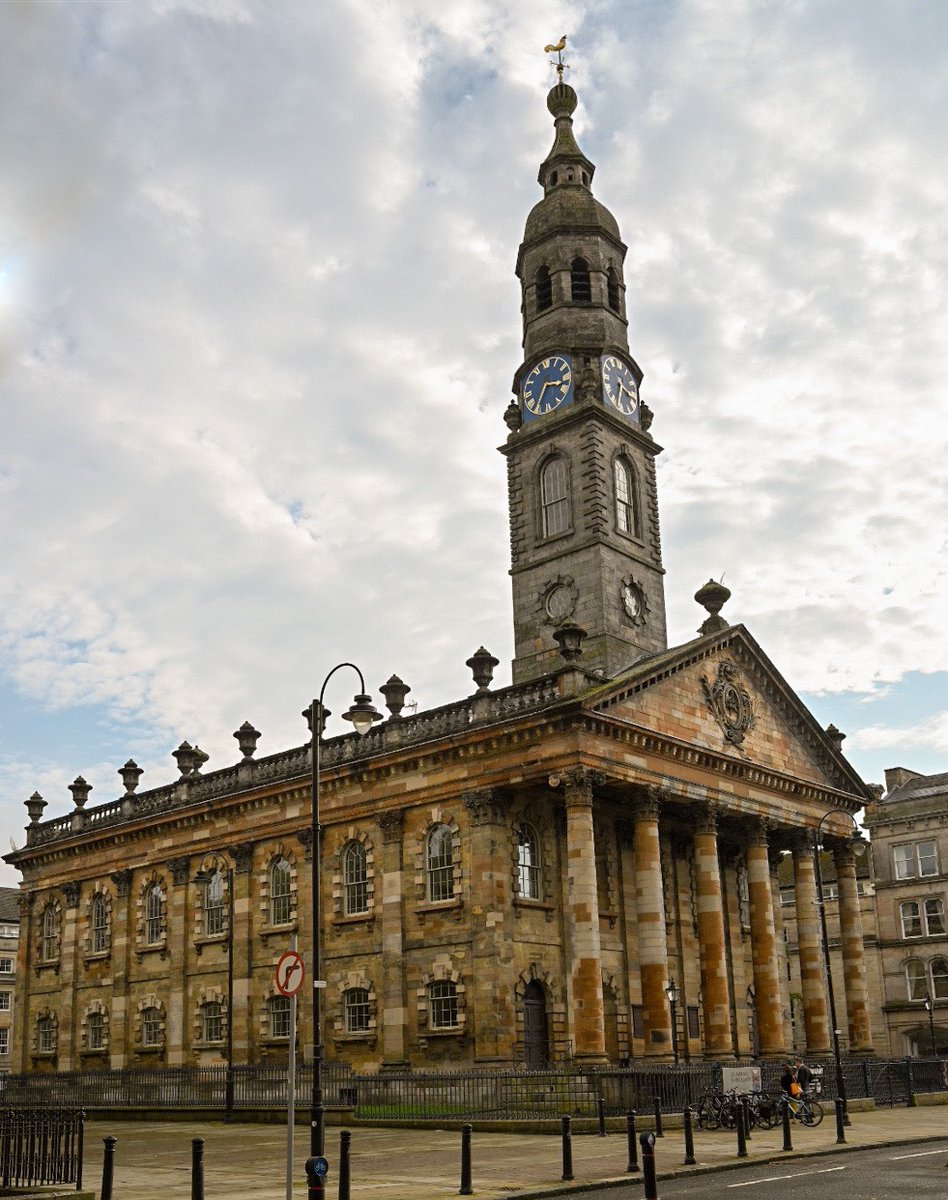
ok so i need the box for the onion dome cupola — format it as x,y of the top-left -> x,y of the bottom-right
502,62 -> 667,687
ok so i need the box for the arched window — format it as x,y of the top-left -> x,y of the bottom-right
345,987 -> 371,1033
516,825 -> 541,899
426,825 -> 454,902
202,1001 -> 224,1044
142,1007 -> 163,1047
144,884 -> 165,944
932,957 -> 948,1000
607,266 -> 621,312
204,870 -> 226,936
540,457 -> 570,538
614,457 -> 637,535
570,257 -> 591,303
41,903 -> 60,962
87,1011 -> 106,1051
343,842 -> 369,915
901,901 -> 922,938
268,996 -> 291,1039
906,959 -> 928,1001
428,980 -> 459,1029
535,266 -> 552,312
91,893 -> 109,954
270,858 -> 292,925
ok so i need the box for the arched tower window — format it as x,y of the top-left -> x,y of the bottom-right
570,257 -> 591,303
144,884 -> 165,945
91,893 -> 109,954
614,457 -> 638,536
204,869 -> 226,936
41,903 -> 60,962
607,266 -> 621,312
540,457 -> 570,538
535,266 -> 552,312
342,841 -> 369,916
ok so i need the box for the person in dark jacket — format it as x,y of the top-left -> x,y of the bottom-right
794,1056 -> 813,1094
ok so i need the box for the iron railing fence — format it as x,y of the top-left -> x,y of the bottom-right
0,1107 -> 84,1190
1,1058 -> 945,1119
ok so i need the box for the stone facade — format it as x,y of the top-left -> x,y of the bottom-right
4,77 -> 878,1075
0,889 -> 19,1073
864,769 -> 948,1056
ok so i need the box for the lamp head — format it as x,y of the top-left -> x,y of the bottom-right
664,979 -> 679,1004
343,693 -> 383,736
923,996 -> 932,1013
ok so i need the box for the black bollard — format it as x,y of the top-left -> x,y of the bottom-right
77,1111 -> 85,1191
682,1107 -> 696,1166
639,1131 -> 658,1200
740,1096 -> 752,1140
735,1105 -> 747,1159
834,1098 -> 846,1145
597,1095 -> 607,1136
653,1094 -> 664,1138
305,1156 -> 328,1200
338,1130 -> 351,1200
100,1136 -> 116,1200
191,1138 -> 205,1200
626,1111 -> 639,1173
561,1115 -> 574,1182
781,1098 -> 793,1152
459,1124 -> 473,1196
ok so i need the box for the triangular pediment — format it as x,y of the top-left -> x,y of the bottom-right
582,625 -> 868,798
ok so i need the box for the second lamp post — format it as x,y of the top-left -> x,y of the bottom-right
309,665 -> 382,1158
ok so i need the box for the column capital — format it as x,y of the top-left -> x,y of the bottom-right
831,840 -> 857,870
694,802 -> 722,836
462,788 -> 507,825
746,817 -> 772,848
167,856 -> 190,887
378,808 -> 404,844
296,826 -> 314,860
110,868 -> 133,898
62,881 -> 80,910
559,767 -> 604,806
229,842 -> 254,875
631,784 -> 664,822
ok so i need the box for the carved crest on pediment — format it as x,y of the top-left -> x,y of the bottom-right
701,660 -> 756,748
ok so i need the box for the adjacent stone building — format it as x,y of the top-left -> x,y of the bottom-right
5,75 -> 877,1074
0,888 -> 21,1073
865,768 -> 948,1057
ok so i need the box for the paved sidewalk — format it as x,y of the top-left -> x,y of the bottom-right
82,1106 -> 948,1200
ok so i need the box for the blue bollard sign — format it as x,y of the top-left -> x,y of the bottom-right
312,1157 -> 329,1178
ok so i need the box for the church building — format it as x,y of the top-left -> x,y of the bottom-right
6,70 -> 876,1074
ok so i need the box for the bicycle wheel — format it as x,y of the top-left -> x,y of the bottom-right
804,1100 -> 824,1126
756,1097 -> 778,1129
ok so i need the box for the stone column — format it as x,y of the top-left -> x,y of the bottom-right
692,806 -> 731,1057
792,839 -> 830,1054
378,810 -> 409,1069
633,788 -> 672,1057
463,789 -> 514,1062
746,823 -> 785,1057
563,769 -> 606,1061
109,869 -> 133,1067
229,843 -> 254,1064
768,848 -> 793,1052
833,844 -> 874,1052
58,882 -> 81,1069
166,857 -> 191,1066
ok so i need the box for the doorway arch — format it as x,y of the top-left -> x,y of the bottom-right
522,980 -> 550,1069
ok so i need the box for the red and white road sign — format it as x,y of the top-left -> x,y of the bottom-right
275,950 -> 305,997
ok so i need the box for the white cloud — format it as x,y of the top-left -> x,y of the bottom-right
1,0 -> 946,879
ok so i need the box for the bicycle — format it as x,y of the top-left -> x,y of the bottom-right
780,1089 -> 824,1126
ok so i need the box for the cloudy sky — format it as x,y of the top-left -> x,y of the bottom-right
2,0 -> 946,884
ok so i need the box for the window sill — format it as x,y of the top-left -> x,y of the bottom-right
194,934 -> 230,956
513,898 -> 555,923
84,950 -> 111,964
333,1032 -> 377,1045
135,942 -> 168,962
35,960 -> 60,975
332,913 -> 375,928
416,898 -> 463,925
259,923 -> 298,939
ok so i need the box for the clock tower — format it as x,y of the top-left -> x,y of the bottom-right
502,78 -> 668,684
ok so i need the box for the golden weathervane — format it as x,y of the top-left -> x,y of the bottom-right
544,35 -> 569,81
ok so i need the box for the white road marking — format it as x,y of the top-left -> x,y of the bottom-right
727,1166 -> 846,1187
890,1148 -> 948,1160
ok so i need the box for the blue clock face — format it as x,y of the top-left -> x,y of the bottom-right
602,355 -> 639,417
522,354 -> 573,421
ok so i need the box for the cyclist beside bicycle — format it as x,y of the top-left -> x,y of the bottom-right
780,1060 -> 802,1115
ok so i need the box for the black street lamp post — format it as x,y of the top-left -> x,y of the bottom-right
664,979 -> 680,1066
923,996 -> 937,1058
192,853 -> 235,1122
813,809 -> 866,1129
309,665 -> 381,1158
